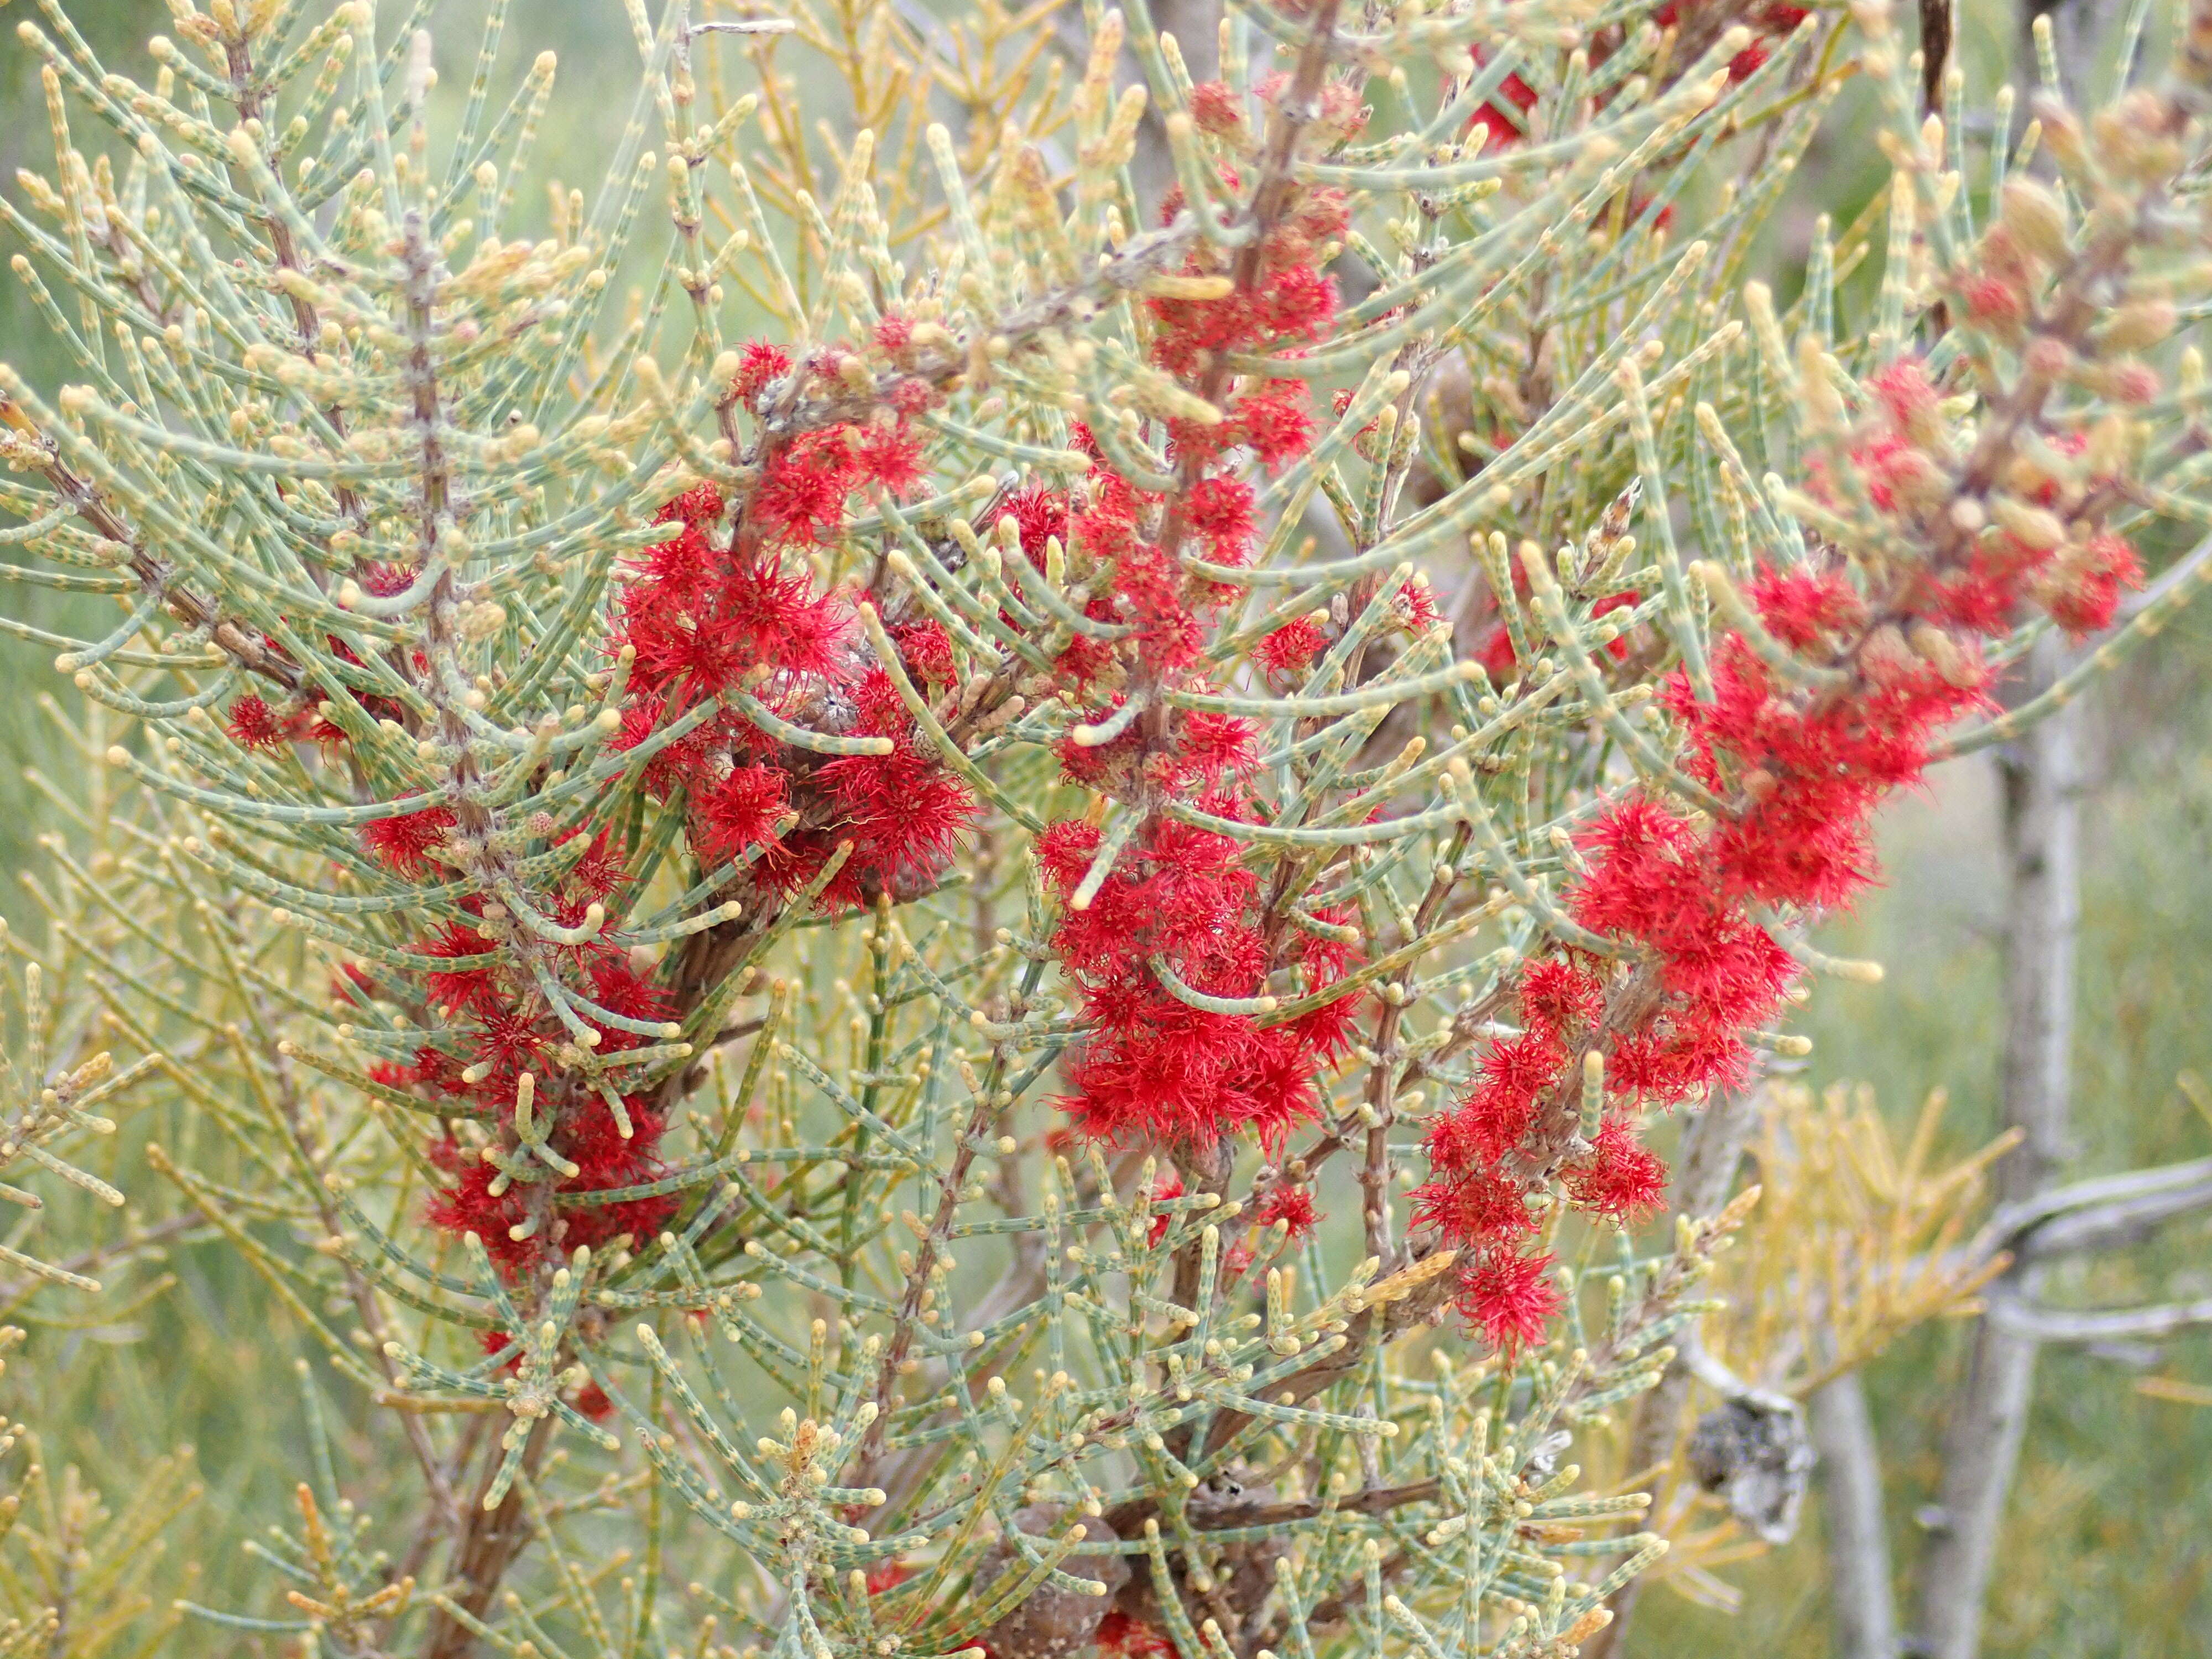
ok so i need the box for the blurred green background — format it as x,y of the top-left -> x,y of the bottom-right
2,1 -> 2209,1652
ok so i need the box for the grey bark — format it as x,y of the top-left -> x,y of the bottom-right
1993,1159 -> 2212,1264
1578,1084 -> 1768,1659
1912,631 -> 2084,1659
1811,1369 -> 1900,1659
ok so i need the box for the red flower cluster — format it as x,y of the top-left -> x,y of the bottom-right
343,343 -> 978,1277
1021,106 -> 1381,1158
1039,813 -> 1357,1150
1417,356 -> 2142,1350
1254,1182 -> 1319,1240
613,477 -> 977,910
353,839 -> 687,1276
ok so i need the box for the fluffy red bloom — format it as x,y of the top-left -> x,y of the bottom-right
1176,712 -> 1256,779
1147,256 -> 1334,378
1190,81 -> 1246,138
1749,561 -> 1865,651
1395,578 -> 1441,632
1234,379 -> 1315,470
1042,811 -> 1328,1150
619,488 -> 851,695
1563,1119 -> 1670,1222
1253,262 -> 1337,341
693,763 -> 790,868
894,619 -> 957,687
421,921 -> 500,1015
1869,358 -> 1940,441
1457,1248 -> 1562,1354
854,421 -> 926,497
560,829 -> 632,904
2046,531 -> 2143,635
226,694 -> 290,751
873,313 -> 915,358
731,340 -> 792,408
754,429 -> 858,545
794,670 -> 979,907
1001,483 -> 1070,565
1254,1184 -> 1318,1240
361,806 -> 456,879
1519,958 -> 1605,1041
1257,617 -> 1328,675
1185,476 -> 1255,559
1412,1154 -> 1537,1248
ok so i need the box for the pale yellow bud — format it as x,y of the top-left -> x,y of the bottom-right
1999,179 -> 2069,264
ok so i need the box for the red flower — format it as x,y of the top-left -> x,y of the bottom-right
1519,958 -> 1605,1041
894,618 -> 957,687
754,429 -> 857,545
854,421 -> 926,497
361,806 -> 456,879
731,340 -> 792,408
1255,1183 -> 1318,1240
873,314 -> 915,358
1234,380 -> 1315,470
1185,476 -> 1255,559
2046,531 -> 2143,635
1001,483 -> 1070,565
1457,1248 -> 1562,1354
1562,1119 -> 1670,1222
1190,81 -> 1246,138
227,694 -> 290,751
693,764 -> 791,867
1412,1155 -> 1537,1248
1258,617 -> 1328,675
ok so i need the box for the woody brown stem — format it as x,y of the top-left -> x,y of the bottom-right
420,1417 -> 555,1659
847,1082 -> 1004,1486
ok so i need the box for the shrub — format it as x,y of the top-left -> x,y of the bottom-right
2,0 -> 2210,1652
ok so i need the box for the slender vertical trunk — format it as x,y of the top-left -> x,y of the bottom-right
420,1418 -> 556,1659
1912,632 -> 2083,1659
1811,1369 -> 1898,1659
1578,1084 -> 1766,1659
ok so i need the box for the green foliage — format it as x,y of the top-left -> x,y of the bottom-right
0,0 -> 2209,1657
